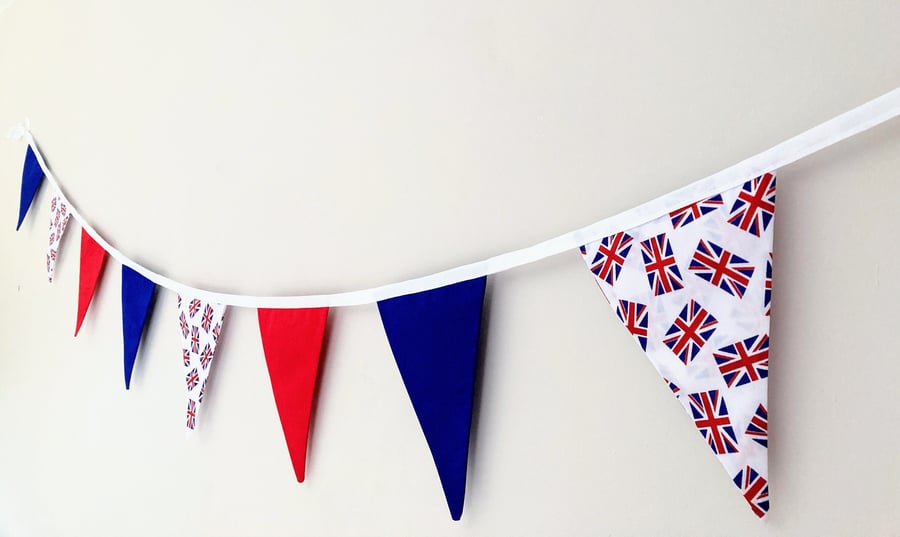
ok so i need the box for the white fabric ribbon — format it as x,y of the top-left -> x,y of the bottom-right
9,87 -> 900,307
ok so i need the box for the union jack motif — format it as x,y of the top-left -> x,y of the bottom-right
745,403 -> 768,448
616,300 -> 648,350
186,367 -> 199,391
584,232 -> 634,286
199,343 -> 214,370
669,194 -> 724,228
199,379 -> 206,403
733,466 -> 769,518
212,322 -> 221,342
663,300 -> 718,365
201,304 -> 214,333
182,349 -> 191,366
664,377 -> 681,397
689,239 -> 755,298
186,399 -> 197,430
179,312 -> 190,338
190,325 -> 200,354
687,390 -> 739,455
765,253 -> 773,316
714,334 -> 769,388
188,298 -> 202,318
640,233 -> 684,295
728,173 -> 776,237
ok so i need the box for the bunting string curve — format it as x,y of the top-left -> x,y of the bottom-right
8,87 -> 900,308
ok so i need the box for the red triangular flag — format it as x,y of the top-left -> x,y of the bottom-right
257,307 -> 329,482
75,228 -> 108,336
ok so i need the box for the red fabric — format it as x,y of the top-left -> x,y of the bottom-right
257,307 -> 329,483
75,229 -> 108,336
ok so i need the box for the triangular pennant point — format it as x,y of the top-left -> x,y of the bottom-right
75,229 -> 109,336
579,173 -> 775,518
257,307 -> 329,483
121,266 -> 157,389
178,296 -> 227,430
16,146 -> 45,231
377,276 -> 487,521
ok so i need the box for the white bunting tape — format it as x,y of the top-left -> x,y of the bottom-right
12,86 -> 900,307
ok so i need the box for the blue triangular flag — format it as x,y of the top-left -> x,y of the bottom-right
377,276 -> 487,521
122,266 -> 157,389
17,146 -> 45,230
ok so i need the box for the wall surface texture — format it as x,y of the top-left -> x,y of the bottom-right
2,1 -> 899,535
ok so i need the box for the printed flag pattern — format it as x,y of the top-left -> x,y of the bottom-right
579,173 -> 775,518
733,466 -> 770,518
670,194 -> 724,228
640,233 -> 684,295
728,173 -> 776,237
663,300 -> 718,365
745,404 -> 768,448
616,300 -> 648,351
689,240 -> 755,298
581,232 -> 634,285
47,194 -> 71,282
714,334 -> 769,388
177,295 -> 226,430
688,390 -> 739,455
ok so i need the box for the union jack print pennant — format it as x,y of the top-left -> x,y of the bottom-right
177,295 -> 227,430
579,173 -> 776,518
47,193 -> 71,282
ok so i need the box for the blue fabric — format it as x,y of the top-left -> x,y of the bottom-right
121,266 -> 157,389
377,276 -> 487,521
16,146 -> 45,230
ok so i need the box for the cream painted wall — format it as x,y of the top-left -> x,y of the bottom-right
1,1 -> 899,535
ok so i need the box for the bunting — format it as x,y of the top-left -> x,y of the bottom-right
178,295 -> 226,430
46,194 -> 71,282
579,173 -> 775,517
6,86 -> 900,522
257,307 -> 329,482
377,277 -> 487,521
122,266 -> 157,389
75,229 -> 108,336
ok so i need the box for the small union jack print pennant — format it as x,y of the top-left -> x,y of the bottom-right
46,194 -> 71,282
177,295 -> 226,430
579,173 -> 776,517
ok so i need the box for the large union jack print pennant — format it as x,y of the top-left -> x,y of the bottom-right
579,173 -> 776,518
177,295 -> 227,431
